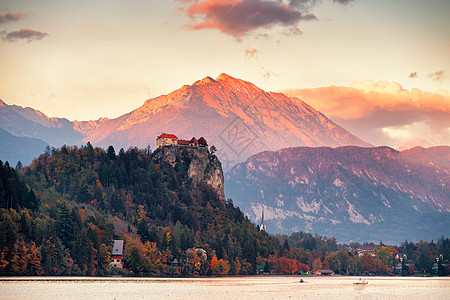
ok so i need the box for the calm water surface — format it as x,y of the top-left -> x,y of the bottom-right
1,276 -> 449,299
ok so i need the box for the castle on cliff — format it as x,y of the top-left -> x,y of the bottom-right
156,133 -> 208,149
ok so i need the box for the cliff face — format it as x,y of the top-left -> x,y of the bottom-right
152,145 -> 224,199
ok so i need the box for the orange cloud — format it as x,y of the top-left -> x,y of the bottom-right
283,81 -> 450,147
285,80 -> 450,120
245,48 -> 258,59
427,70 -> 445,81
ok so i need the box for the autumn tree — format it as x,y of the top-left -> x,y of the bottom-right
210,254 -> 218,274
312,258 -> 322,272
216,259 -> 230,275
376,246 -> 394,269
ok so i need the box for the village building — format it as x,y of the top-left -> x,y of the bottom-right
356,245 -> 375,256
171,258 -> 179,266
156,133 -> 208,149
315,269 -> 335,276
192,248 -> 207,259
110,240 -> 124,268
395,253 -> 407,261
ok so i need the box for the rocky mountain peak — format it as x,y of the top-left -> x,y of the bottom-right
79,73 -> 370,169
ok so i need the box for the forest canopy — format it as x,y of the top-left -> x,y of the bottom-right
0,144 -> 448,276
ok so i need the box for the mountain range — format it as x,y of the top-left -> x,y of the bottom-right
1,74 -> 448,243
0,74 -> 369,167
0,128 -> 49,167
225,146 -> 450,243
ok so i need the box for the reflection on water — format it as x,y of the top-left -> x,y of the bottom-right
1,276 -> 449,300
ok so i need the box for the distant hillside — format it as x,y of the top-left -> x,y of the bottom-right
0,99 -> 84,147
0,128 -> 49,166
225,146 -> 450,244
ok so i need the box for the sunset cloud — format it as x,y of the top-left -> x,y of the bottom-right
409,72 -> 418,78
427,70 -> 445,81
332,0 -> 355,5
178,0 -> 318,37
2,28 -> 49,42
0,12 -> 28,24
284,81 -> 450,147
245,47 -> 259,59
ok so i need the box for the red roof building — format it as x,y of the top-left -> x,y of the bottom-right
110,240 -> 124,269
189,137 -> 199,147
156,133 -> 208,150
178,139 -> 190,146
157,133 -> 178,140
357,246 -> 375,256
156,133 -> 178,149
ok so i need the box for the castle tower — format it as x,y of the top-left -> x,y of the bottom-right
260,207 -> 266,232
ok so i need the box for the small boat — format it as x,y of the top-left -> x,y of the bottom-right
353,278 -> 368,285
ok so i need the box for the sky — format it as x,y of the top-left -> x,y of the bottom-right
1,0 -> 449,148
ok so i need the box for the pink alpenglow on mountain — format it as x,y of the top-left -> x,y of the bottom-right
81,74 -> 370,168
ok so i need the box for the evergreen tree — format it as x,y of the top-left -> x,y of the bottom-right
107,146 -> 116,160
401,256 -> 408,276
15,161 -> 23,171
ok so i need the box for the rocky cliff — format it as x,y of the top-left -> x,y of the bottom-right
152,145 -> 224,200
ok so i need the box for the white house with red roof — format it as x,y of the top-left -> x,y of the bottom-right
156,133 -> 179,149
156,133 -> 208,149
110,240 -> 124,268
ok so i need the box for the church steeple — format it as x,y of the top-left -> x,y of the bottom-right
260,207 -> 266,232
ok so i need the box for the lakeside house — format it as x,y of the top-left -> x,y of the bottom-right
395,253 -> 407,261
156,133 -> 208,149
356,245 -> 375,256
110,240 -> 124,269
315,269 -> 335,276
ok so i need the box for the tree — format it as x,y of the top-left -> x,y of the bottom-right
360,254 -> 377,274
401,256 -> 409,276
312,258 -> 322,271
97,243 -> 111,275
57,205 -> 75,249
376,246 -> 394,269
233,257 -> 241,275
216,259 -> 230,275
123,235 -> 150,274
15,161 -> 23,171
107,146 -> 116,160
417,242 -> 435,273
73,229 -> 97,276
263,259 -> 270,273
210,254 -> 218,274
437,257 -> 446,276
198,137 -> 208,147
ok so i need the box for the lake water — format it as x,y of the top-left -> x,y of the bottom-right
1,276 -> 449,299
